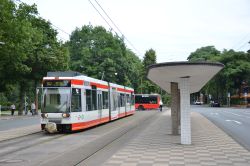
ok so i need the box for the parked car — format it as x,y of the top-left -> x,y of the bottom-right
0,105 -> 10,111
211,100 -> 220,107
194,101 -> 203,105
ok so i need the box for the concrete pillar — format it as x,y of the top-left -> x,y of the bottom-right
177,89 -> 180,128
171,82 -> 179,135
180,77 -> 191,145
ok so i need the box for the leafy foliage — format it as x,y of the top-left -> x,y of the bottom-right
188,46 -> 250,105
0,1 -> 69,114
187,46 -> 220,62
0,1 -> 172,111
67,25 -> 142,89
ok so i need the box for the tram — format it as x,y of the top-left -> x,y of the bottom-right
40,72 -> 135,133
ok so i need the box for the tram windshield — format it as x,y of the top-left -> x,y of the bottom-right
42,88 -> 70,113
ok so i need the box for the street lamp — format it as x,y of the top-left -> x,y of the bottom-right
101,71 -> 105,80
0,41 -> 5,45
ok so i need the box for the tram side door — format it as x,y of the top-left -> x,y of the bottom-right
126,94 -> 130,113
97,90 -> 102,120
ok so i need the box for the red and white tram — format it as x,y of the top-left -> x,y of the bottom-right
40,72 -> 135,132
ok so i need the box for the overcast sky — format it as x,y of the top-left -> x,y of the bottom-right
21,0 -> 250,62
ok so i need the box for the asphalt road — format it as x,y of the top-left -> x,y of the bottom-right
193,106 -> 250,151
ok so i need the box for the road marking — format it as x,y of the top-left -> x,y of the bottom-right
225,119 -> 242,125
210,112 -> 219,115
226,112 -> 241,117
222,111 -> 250,118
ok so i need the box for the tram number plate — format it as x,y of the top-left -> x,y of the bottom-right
49,119 -> 62,124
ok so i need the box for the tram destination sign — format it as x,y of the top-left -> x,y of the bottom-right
43,80 -> 71,87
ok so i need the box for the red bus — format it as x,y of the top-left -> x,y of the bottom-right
135,94 -> 162,110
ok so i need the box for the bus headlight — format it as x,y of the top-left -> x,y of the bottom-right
41,113 -> 48,118
62,113 -> 70,118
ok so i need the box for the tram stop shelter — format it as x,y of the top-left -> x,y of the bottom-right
147,61 -> 224,144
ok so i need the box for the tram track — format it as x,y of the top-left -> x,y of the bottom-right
0,131 -> 42,145
37,111 -> 160,166
0,111 -> 161,166
0,131 -> 68,158
76,111 -> 160,166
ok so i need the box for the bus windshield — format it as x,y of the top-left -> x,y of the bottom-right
135,95 -> 158,104
42,88 -> 70,113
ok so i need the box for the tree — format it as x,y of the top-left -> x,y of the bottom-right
247,41 -> 250,54
219,50 -> 250,94
187,46 -> 220,62
67,25 -> 141,88
0,0 -> 19,104
0,1 -> 69,114
143,49 -> 157,67
139,49 -> 159,94
188,46 -> 250,105
125,49 -> 143,92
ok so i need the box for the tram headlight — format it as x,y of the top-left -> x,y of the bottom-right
62,113 -> 70,118
41,113 -> 48,118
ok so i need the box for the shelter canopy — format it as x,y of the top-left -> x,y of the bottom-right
147,61 -> 224,94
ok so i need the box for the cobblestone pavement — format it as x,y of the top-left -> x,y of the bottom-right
103,111 -> 250,166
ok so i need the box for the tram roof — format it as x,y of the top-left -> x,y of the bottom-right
43,75 -> 134,91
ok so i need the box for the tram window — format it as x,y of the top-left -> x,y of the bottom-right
71,88 -> 81,112
123,94 -> 126,106
92,89 -> 97,110
86,89 -> 92,111
112,92 -> 117,111
131,95 -> 135,105
120,94 -> 125,107
126,94 -> 130,104
118,95 -> 120,108
102,91 -> 109,109
98,92 -> 102,110
42,88 -> 70,113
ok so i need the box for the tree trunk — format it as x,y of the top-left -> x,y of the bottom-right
33,80 -> 37,102
18,82 -> 25,115
34,80 -> 38,115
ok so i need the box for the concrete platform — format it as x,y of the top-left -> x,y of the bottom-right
103,110 -> 250,166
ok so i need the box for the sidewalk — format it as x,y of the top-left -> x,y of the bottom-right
0,112 -> 40,120
103,110 -> 250,166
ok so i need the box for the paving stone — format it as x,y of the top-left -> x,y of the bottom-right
103,111 -> 250,166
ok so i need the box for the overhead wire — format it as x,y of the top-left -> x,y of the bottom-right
89,0 -> 142,58
14,0 -> 144,55
231,33 -> 250,51
50,24 -> 70,41
88,0 -> 114,31
236,41 -> 250,51
13,0 -> 70,42
93,0 -> 142,57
